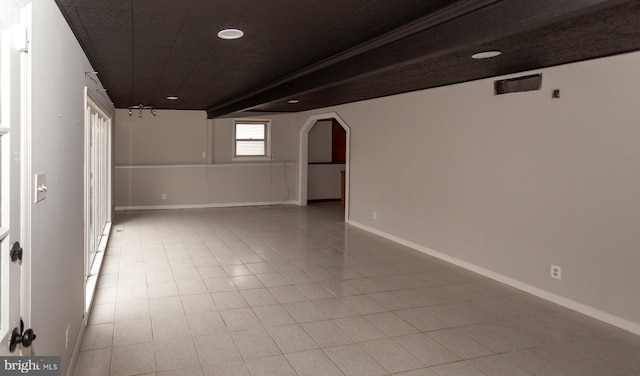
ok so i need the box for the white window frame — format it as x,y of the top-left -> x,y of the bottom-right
232,119 -> 271,161
84,91 -> 112,311
0,37 -> 10,338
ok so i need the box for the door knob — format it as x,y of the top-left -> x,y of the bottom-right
9,319 -> 36,352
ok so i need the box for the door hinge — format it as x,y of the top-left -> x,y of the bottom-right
10,242 -> 23,262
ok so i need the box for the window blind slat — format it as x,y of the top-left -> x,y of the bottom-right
236,141 -> 265,156
236,124 -> 265,140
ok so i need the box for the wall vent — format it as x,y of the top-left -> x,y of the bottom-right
494,74 -> 542,95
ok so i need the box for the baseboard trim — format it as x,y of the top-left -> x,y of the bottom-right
348,220 -> 640,336
66,316 -> 86,376
115,200 -> 299,211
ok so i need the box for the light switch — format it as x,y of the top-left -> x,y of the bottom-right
34,173 -> 47,203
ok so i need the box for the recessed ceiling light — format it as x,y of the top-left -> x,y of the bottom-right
166,96 -> 178,100
218,29 -> 244,40
288,99 -> 300,104
471,50 -> 502,59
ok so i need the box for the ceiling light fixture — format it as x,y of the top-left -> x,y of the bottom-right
166,96 -> 178,100
129,104 -> 156,118
471,50 -> 502,59
218,28 -> 244,40
288,99 -> 300,104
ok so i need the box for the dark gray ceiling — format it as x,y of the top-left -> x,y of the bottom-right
54,0 -> 640,118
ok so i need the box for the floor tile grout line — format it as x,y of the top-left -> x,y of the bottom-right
75,205 -> 640,376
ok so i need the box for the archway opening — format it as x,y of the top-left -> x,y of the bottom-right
298,113 -> 350,223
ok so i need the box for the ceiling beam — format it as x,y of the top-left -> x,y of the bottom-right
207,0 -> 625,118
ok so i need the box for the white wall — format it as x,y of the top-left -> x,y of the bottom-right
115,112 -> 298,208
295,51 -> 640,332
308,164 -> 344,200
29,1 -> 114,373
115,110 -> 207,165
114,163 -> 297,208
308,120 -> 332,163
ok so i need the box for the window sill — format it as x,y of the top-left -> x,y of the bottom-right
232,156 -> 272,162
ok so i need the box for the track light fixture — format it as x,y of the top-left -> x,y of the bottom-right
128,104 -> 156,118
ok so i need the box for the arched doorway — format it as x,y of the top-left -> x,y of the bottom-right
298,112 -> 350,223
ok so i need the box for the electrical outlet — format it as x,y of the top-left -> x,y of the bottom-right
162,193 -> 167,200
550,265 -> 562,280
201,152 -> 206,158
372,211 -> 377,220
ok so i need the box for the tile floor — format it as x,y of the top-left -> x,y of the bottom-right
73,203 -> 640,376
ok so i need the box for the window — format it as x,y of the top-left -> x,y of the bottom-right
84,93 -> 113,311
234,119 -> 270,160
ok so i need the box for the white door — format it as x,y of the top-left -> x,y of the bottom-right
0,10 -> 29,355
84,94 -> 112,309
